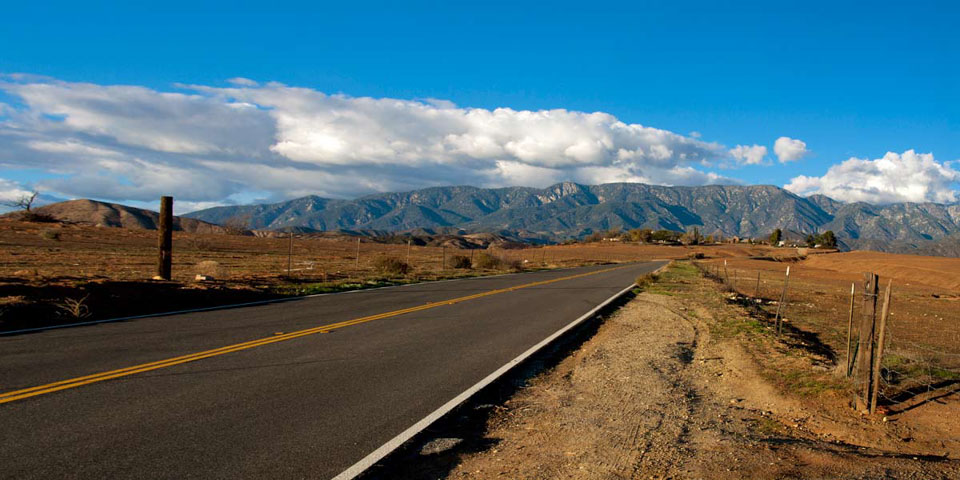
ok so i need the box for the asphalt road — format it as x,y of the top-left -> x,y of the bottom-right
0,261 -> 665,479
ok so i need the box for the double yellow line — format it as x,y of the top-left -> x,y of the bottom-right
0,264 -> 630,405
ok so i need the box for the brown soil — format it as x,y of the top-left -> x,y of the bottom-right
391,263 -> 959,479
0,217 -> 777,331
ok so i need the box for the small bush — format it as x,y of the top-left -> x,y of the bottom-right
17,211 -> 57,223
473,253 -> 503,270
450,255 -> 472,269
40,229 -> 61,241
54,295 -> 91,319
195,260 -> 224,278
635,273 -> 660,289
184,237 -> 216,251
688,252 -> 705,259
504,258 -> 524,272
373,256 -> 411,275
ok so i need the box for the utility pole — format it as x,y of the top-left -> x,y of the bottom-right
355,237 -> 361,269
157,196 -> 173,280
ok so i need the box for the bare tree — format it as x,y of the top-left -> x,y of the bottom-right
6,191 -> 38,212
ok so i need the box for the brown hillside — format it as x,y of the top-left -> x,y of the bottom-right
25,199 -> 227,234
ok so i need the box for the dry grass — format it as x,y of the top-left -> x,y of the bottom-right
698,253 -> 960,406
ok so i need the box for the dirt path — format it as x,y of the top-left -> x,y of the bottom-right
437,279 -> 959,478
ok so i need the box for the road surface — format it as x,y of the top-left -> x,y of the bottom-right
0,261 -> 665,479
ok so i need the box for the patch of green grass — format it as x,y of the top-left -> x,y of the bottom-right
751,416 -> 783,436
775,369 -> 846,396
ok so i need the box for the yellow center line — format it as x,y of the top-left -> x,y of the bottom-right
0,264 -> 633,405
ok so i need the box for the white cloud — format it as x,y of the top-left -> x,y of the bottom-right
0,178 -> 34,204
729,144 -> 768,166
774,136 -> 808,163
785,150 -> 960,204
0,75 -> 735,207
226,77 -> 258,87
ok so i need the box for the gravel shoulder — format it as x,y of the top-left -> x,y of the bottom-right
419,262 -> 959,479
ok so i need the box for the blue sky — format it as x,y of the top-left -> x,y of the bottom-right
1,1 -> 958,212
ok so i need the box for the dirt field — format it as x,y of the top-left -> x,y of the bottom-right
378,263 -> 959,479
0,217 -> 776,332
699,251 -> 960,412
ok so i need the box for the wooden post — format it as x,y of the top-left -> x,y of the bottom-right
856,272 -> 879,409
870,280 -> 893,414
442,245 -> 446,270
406,239 -> 411,265
355,237 -> 361,269
541,247 -> 546,265
157,196 -> 173,280
845,283 -> 856,377
287,231 -> 294,277
723,259 -> 729,285
755,271 -> 761,298
470,248 -> 475,266
774,266 -> 791,335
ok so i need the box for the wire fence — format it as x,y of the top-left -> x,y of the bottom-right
693,259 -> 960,414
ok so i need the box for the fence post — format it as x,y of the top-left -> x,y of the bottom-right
287,231 -> 294,277
355,237 -> 361,269
723,259 -> 729,285
470,248 -> 475,265
755,271 -> 761,298
442,245 -> 446,270
406,239 -> 411,266
157,196 -> 173,280
774,266 -> 791,335
845,282 -> 856,377
855,272 -> 879,410
870,280 -> 893,414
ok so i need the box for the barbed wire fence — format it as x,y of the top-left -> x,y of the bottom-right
692,259 -> 960,415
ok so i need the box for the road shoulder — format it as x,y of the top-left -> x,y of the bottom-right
385,262 -> 959,479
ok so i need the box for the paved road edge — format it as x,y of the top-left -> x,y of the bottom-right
331,275 -> 647,480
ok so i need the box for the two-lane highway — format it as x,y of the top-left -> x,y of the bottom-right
0,261 -> 665,479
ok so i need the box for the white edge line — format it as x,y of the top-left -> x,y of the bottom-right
0,263 -> 630,336
330,276 -> 647,480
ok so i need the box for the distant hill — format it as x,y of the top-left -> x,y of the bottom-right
185,182 -> 960,256
21,199 -> 228,233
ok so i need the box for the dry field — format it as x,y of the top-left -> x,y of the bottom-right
0,218 -> 774,332
699,251 -> 960,413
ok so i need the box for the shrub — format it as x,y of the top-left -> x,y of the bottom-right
373,256 -> 410,275
54,295 -> 91,319
635,273 -> 659,289
504,258 -> 524,272
40,229 -> 61,241
472,253 -> 503,270
688,252 -> 705,259
450,255 -> 472,269
195,260 -> 224,278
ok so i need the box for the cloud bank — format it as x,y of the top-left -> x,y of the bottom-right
0,76 -> 735,208
785,150 -> 960,204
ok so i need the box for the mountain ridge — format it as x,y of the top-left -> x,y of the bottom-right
184,182 -> 960,256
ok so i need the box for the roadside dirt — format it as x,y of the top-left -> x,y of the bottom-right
413,266 -> 959,479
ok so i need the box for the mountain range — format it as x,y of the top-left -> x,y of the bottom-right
184,182 -> 960,256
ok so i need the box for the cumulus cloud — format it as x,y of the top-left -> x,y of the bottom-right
0,178 -> 34,204
729,144 -> 768,166
0,75 -> 736,208
785,150 -> 960,204
774,136 -> 808,163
